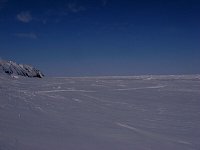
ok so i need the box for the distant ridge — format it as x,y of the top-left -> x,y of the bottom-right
0,60 -> 44,78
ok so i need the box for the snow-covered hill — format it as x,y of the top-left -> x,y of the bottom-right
0,60 -> 44,78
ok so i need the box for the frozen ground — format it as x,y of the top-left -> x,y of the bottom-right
0,75 -> 200,150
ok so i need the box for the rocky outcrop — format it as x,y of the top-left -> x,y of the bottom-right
0,60 -> 44,78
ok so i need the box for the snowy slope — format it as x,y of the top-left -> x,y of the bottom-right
0,75 -> 200,150
0,60 -> 44,78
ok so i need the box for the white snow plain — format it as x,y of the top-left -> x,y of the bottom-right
0,75 -> 200,150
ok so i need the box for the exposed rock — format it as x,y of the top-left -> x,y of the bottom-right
0,60 -> 44,78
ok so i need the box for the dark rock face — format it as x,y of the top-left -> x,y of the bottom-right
0,60 -> 44,78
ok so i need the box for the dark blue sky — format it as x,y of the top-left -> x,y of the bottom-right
0,0 -> 200,76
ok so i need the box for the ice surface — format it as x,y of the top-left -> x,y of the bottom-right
0,75 -> 200,150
